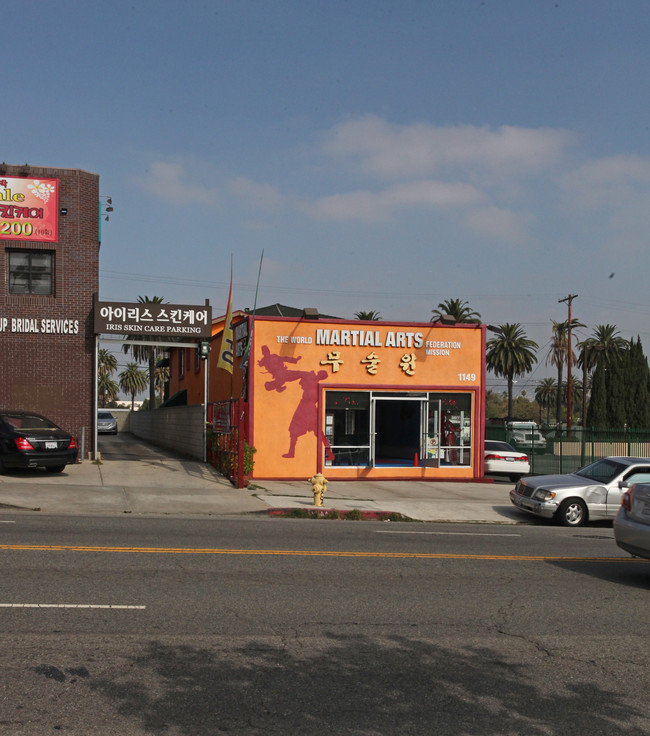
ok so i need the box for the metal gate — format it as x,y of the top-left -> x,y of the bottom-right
206,398 -> 250,488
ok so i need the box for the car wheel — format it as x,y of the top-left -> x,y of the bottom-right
556,498 -> 588,527
49,465 -> 66,473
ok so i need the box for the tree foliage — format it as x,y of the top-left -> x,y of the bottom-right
119,362 -> 148,410
431,299 -> 481,324
122,295 -> 166,410
486,323 -> 538,420
586,336 -> 650,429
354,310 -> 382,320
97,348 -> 119,407
534,377 -> 557,425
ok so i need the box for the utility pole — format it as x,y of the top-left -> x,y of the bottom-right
559,294 -> 578,435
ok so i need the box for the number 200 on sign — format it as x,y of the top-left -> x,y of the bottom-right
458,373 -> 476,381
1,222 -> 34,236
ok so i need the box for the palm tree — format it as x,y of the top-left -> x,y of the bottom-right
486,323 -> 538,420
98,373 -> 119,408
122,295 -> 166,410
534,377 -> 557,425
545,318 -> 583,425
119,362 -> 148,410
354,310 -> 382,320
153,365 -> 169,405
577,324 -> 628,428
431,298 -> 481,324
97,348 -> 119,407
98,348 -> 118,378
579,324 -> 628,372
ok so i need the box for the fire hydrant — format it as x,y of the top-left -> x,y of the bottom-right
308,473 -> 328,507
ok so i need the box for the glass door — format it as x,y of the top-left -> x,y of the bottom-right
425,399 -> 441,465
371,394 -> 427,467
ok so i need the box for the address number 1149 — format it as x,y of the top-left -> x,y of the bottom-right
458,373 -> 476,382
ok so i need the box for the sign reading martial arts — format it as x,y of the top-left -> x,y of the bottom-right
94,299 -> 212,338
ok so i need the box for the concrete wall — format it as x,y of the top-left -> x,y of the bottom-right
128,405 -> 205,460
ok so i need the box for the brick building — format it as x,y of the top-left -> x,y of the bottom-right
0,164 -> 100,457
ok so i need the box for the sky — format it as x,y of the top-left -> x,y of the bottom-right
4,0 -> 650,393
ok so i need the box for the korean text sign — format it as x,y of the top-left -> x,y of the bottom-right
0,177 -> 59,243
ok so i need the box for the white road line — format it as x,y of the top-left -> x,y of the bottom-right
0,520 -> 16,523
376,530 -> 520,537
0,604 -> 146,609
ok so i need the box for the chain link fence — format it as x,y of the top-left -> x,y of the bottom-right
485,425 -> 650,476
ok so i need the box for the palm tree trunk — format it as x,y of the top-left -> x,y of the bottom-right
149,355 -> 156,410
556,363 -> 563,426
507,374 -> 514,420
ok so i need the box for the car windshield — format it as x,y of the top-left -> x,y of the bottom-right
98,412 -> 113,419
1,412 -> 58,430
576,458 -> 627,483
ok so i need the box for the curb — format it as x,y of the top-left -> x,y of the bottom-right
267,507 -> 416,521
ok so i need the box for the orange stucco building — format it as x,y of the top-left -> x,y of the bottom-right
169,306 -> 487,481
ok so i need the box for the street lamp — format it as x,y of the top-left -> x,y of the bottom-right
99,196 -> 114,244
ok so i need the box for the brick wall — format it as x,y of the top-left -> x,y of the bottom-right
0,164 -> 99,454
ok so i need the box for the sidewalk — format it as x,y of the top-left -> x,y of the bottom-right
0,453 -> 524,523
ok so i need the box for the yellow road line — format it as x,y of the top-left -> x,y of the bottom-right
0,544 -> 645,562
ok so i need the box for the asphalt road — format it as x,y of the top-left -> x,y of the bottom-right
1,514 -> 649,735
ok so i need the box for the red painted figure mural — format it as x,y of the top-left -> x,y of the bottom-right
258,345 -> 335,461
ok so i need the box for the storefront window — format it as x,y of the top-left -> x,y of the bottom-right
324,390 -> 473,468
428,393 -> 472,466
8,251 -> 53,295
325,391 -> 370,466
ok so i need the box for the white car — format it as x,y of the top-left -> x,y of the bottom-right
484,440 -> 530,482
614,482 -> 650,560
510,456 -> 650,527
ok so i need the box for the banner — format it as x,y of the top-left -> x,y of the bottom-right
0,176 -> 59,242
217,259 -> 234,373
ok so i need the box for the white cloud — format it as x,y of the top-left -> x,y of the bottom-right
463,206 -> 530,243
323,116 -> 571,179
562,154 -> 650,209
301,179 -> 484,222
136,161 -> 219,206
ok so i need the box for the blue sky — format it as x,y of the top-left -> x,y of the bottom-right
5,1 -> 650,390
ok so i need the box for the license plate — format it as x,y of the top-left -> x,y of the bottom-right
506,457 -> 514,462
45,441 -> 57,450
641,503 -> 650,518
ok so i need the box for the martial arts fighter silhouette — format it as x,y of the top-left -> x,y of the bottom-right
258,345 -> 335,461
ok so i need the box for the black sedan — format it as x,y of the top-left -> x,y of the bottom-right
0,410 -> 78,473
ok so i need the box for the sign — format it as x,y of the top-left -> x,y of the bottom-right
94,300 -> 212,338
0,315 -> 79,334
0,177 -> 59,242
255,319 -> 483,386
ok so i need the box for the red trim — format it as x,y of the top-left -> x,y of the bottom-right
316,384 -> 481,478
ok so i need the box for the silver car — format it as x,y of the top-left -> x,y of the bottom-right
97,410 -> 118,435
509,456 -> 650,527
614,482 -> 650,560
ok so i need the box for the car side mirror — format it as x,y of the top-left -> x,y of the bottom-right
618,480 -> 631,490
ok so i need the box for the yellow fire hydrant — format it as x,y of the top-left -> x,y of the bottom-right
308,473 -> 328,507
